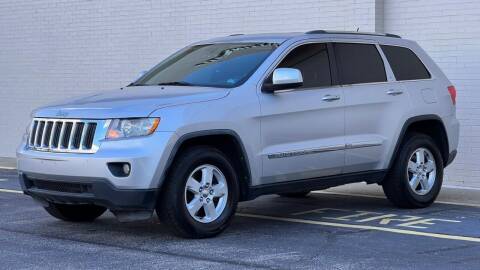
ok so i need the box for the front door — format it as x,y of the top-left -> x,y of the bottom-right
259,43 -> 345,184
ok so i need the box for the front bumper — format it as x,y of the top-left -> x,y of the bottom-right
17,131 -> 177,189
17,131 -> 178,213
20,172 -> 157,211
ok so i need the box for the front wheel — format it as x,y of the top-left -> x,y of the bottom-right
382,133 -> 444,208
157,146 -> 239,238
44,203 -> 106,222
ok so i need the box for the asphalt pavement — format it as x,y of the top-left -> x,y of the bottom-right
1,168 -> 480,270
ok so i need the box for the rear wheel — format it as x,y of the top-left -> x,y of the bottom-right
44,203 -> 106,222
157,146 -> 239,238
382,133 -> 444,208
278,191 -> 311,198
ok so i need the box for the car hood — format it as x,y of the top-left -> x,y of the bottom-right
33,86 -> 230,119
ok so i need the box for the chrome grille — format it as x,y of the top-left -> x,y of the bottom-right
27,118 -> 109,153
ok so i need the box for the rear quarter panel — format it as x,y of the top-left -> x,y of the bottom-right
379,40 -> 459,168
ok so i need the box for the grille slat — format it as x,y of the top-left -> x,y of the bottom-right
51,122 -> 63,148
72,122 -> 85,149
29,121 -> 38,145
27,118 -> 103,154
35,121 -> 45,147
42,121 -> 54,147
83,123 -> 97,149
61,122 -> 73,149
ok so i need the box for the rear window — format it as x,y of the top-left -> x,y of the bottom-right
380,45 -> 431,81
333,43 -> 387,85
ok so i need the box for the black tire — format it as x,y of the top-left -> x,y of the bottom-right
382,133 -> 444,208
44,203 -> 106,222
278,191 -> 311,198
157,146 -> 239,238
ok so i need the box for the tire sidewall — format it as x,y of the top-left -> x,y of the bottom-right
167,148 -> 239,236
400,135 -> 444,204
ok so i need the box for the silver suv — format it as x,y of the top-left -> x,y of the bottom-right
17,31 -> 459,238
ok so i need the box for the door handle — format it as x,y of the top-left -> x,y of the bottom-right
322,95 -> 341,102
387,89 -> 404,96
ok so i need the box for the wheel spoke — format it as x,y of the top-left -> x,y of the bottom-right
408,161 -> 417,173
409,175 -> 421,190
408,148 -> 437,196
419,178 -> 429,191
186,197 -> 203,216
186,177 -> 201,194
416,150 -> 425,164
184,164 -> 229,224
212,183 -> 227,197
204,201 -> 217,220
201,167 -> 214,186
425,160 -> 435,173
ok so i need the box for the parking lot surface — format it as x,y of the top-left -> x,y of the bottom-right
1,168 -> 480,270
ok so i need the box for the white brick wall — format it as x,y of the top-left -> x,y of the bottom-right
384,0 -> 480,187
1,0 -> 479,187
0,0 -> 375,157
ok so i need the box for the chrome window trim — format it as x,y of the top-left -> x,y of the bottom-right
257,38 -> 399,93
272,84 -> 343,94
331,41 -> 389,85
377,43 -> 435,82
257,39 -> 337,93
258,38 -> 437,93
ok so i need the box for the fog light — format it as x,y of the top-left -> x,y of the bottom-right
107,162 -> 131,177
122,163 -> 131,175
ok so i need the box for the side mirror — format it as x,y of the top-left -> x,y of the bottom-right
263,68 -> 303,93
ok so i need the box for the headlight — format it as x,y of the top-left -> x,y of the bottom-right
106,118 -> 160,139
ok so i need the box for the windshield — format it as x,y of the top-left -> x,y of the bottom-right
132,42 -> 279,88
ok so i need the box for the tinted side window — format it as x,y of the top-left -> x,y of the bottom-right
333,43 -> 387,84
277,43 -> 332,88
381,45 -> 431,81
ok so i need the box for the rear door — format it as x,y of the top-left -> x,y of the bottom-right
334,41 -> 411,173
259,42 -> 345,184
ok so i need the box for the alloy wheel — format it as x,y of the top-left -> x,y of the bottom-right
407,147 -> 437,196
184,164 -> 228,223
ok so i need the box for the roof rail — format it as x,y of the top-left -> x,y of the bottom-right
306,30 -> 328,34
385,33 -> 401,38
305,30 -> 401,38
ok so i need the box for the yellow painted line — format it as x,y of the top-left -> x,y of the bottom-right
237,213 -> 480,243
0,188 -> 23,194
1,186 -> 479,242
312,190 -> 480,208
1,187 -> 479,208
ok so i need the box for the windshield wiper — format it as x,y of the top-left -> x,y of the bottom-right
156,81 -> 193,86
